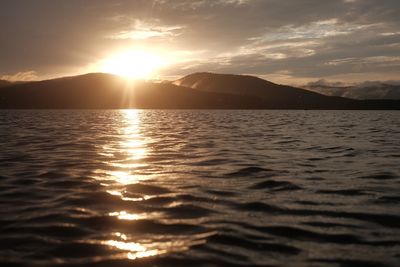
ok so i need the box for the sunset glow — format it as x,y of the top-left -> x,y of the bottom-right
99,50 -> 166,80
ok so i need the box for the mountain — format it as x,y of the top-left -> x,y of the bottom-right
175,72 -> 319,98
0,79 -> 26,88
174,72 -> 334,105
0,80 -> 12,88
0,72 -> 398,109
0,73 -> 267,109
174,72 -> 399,109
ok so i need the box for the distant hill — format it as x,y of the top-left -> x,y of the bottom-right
174,72 -> 399,109
0,80 -> 12,88
174,72 -> 335,106
0,79 -> 26,88
0,72 -> 398,109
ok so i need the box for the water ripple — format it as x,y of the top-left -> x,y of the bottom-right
0,110 -> 399,266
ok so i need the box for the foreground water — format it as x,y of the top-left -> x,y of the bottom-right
0,110 -> 399,267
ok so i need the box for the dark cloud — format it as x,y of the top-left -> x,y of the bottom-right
0,0 -> 399,82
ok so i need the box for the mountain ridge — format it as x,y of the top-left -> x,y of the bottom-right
0,72 -> 399,109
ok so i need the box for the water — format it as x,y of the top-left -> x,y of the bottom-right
0,110 -> 399,267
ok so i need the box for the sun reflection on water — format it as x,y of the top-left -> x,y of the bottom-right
103,235 -> 208,261
93,110 -> 175,260
93,110 -> 210,261
104,239 -> 168,260
95,109 -> 150,186
108,211 -> 144,220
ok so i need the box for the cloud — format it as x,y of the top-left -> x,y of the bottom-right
108,19 -> 184,40
303,79 -> 400,100
0,0 -> 399,83
0,71 -> 39,81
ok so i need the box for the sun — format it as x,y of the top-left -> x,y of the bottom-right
99,50 -> 165,80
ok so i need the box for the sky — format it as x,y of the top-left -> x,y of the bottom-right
1,0 -> 400,85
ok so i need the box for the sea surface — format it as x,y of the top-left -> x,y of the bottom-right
0,110 -> 399,267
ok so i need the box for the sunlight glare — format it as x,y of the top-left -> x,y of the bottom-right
108,211 -> 143,220
100,50 -> 165,80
